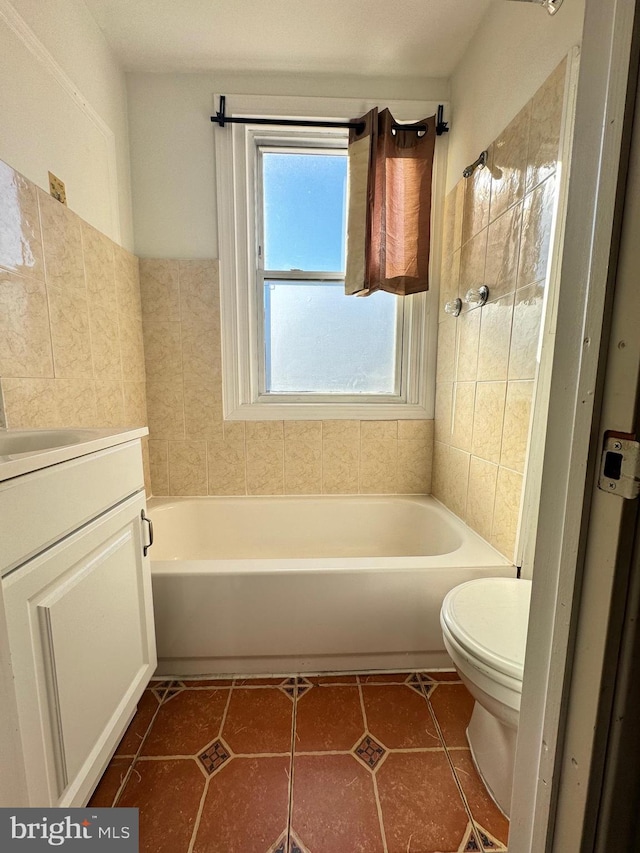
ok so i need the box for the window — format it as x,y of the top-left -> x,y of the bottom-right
215,95 -> 440,420
260,146 -> 400,396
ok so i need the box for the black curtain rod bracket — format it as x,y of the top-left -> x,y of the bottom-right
211,96 -> 449,136
436,104 -> 449,136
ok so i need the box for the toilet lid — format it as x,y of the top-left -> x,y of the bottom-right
441,578 -> 531,681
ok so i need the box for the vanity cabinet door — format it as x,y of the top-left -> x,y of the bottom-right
2,490 -> 156,807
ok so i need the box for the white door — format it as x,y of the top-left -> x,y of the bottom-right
3,491 -> 157,807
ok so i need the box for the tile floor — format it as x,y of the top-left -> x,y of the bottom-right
90,672 -> 509,853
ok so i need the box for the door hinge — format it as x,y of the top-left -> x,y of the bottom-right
598,433 -> 640,499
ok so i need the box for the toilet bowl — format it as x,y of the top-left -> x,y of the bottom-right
440,577 -> 532,816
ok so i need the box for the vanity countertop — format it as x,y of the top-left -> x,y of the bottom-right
0,427 -> 148,483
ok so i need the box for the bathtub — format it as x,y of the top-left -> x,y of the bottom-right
148,495 -> 514,676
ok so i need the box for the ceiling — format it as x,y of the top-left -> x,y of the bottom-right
83,0 -> 493,77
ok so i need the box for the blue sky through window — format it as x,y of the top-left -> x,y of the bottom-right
262,151 -> 347,271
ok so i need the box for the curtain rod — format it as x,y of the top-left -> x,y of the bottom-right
211,96 -> 450,136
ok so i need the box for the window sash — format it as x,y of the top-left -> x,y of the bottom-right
255,140 -> 405,401
256,142 -> 347,275
257,274 -> 406,399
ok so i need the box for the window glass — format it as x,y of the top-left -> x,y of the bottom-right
262,151 -> 347,272
264,281 -> 397,394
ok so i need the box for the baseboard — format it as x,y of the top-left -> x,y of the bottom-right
154,650 -> 454,678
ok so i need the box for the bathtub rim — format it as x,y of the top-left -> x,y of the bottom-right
147,493 -> 512,572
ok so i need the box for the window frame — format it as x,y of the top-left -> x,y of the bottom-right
257,140 -> 405,401
214,94 -> 445,420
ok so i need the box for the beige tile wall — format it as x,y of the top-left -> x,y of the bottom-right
433,58 -> 566,562
0,159 -> 150,491
141,259 -> 434,496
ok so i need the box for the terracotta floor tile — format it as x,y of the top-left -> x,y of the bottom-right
429,684 -> 475,748
102,671 -> 484,851
118,759 -> 205,853
294,686 -> 365,752
115,691 -> 161,756
292,754 -> 384,852
426,670 -> 461,681
306,674 -> 358,684
451,750 -> 510,847
359,672 -> 411,684
362,685 -> 442,749
141,689 -> 229,756
222,688 -> 293,754
377,751 -> 470,852
193,756 -> 290,852
88,756 -> 132,807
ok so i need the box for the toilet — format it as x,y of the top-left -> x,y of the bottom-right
440,577 -> 532,816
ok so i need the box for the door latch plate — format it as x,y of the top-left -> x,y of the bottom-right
598,434 -> 640,499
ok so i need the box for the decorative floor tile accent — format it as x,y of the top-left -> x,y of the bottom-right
461,823 -> 482,851
403,671 -> 438,698
151,680 -> 174,691
475,824 -> 508,852
149,680 -> 174,702
353,734 -> 386,770
296,677 -> 313,698
93,673 -> 505,852
198,740 -> 231,776
281,677 -> 298,699
418,672 -> 438,697
406,672 -> 427,695
161,686 -> 183,702
288,833 -> 307,853
280,676 -> 313,700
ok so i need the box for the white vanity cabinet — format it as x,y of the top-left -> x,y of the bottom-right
0,434 -> 156,807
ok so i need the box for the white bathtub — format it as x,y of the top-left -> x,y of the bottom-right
148,495 -> 514,676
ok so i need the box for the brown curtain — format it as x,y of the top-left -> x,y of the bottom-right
345,108 -> 436,297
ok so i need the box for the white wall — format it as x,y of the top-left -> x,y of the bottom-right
446,0 -> 586,192
127,72 -> 449,258
0,0 -> 134,249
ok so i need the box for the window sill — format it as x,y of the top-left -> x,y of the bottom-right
224,401 -> 431,421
